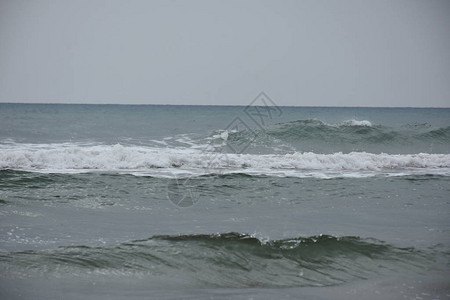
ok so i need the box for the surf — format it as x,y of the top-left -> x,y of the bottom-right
0,233 -> 436,288
1,143 -> 449,178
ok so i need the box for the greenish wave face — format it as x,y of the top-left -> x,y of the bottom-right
0,233 -> 437,288
217,120 -> 450,154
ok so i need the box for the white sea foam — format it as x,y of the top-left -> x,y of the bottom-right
1,143 -> 449,178
340,120 -> 372,127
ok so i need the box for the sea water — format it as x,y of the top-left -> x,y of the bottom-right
0,103 -> 449,299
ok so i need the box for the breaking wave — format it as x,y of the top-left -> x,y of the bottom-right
211,120 -> 450,154
0,233 -> 435,287
1,143 -> 450,177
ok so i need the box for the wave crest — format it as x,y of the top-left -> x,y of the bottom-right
1,144 -> 449,177
0,233 -> 434,287
220,119 -> 450,154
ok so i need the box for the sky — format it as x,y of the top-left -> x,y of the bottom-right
0,0 -> 449,107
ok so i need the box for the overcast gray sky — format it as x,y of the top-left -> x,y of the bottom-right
0,0 -> 449,107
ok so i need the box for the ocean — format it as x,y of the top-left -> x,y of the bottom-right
0,102 -> 449,299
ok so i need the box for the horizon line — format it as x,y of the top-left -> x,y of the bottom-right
0,101 -> 449,109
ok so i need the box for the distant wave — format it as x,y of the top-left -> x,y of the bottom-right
0,233 -> 434,287
211,120 -> 450,154
265,119 -> 450,141
1,143 -> 450,178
